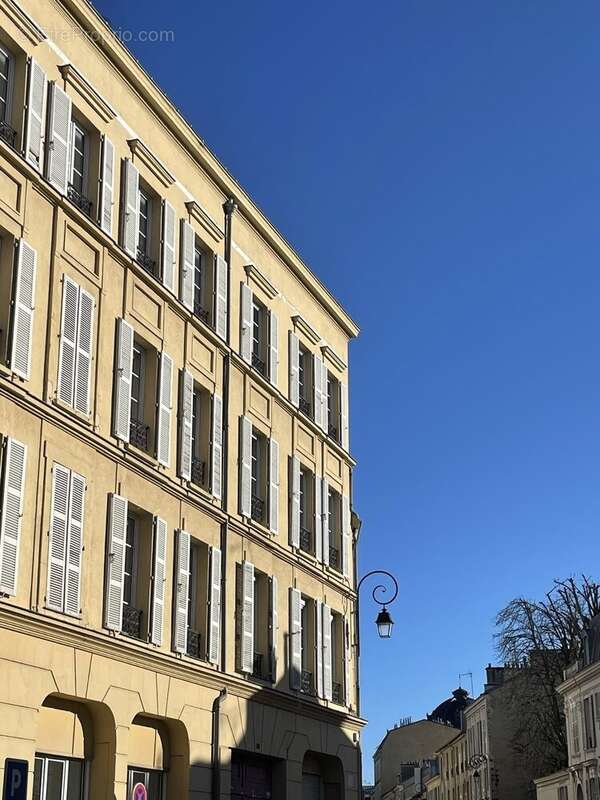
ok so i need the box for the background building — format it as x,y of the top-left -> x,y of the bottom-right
0,0 -> 363,796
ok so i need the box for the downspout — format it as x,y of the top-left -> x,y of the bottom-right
211,687 -> 228,800
351,467 -> 364,796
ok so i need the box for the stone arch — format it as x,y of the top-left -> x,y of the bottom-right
301,750 -> 344,800
128,713 -> 190,799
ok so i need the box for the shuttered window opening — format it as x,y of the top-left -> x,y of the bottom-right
47,463 -> 85,616
45,82 -> 71,194
326,485 -> 342,574
208,545 -> 222,665
25,59 -> 46,171
156,351 -> 173,467
9,239 -> 37,381
0,436 -> 27,596
160,200 -> 176,293
57,275 -> 95,416
236,564 -> 275,682
99,136 -> 115,236
120,159 -> 139,258
112,318 -> 134,442
289,589 -> 316,696
172,535 -> 210,661
180,219 -> 195,311
289,457 -> 316,557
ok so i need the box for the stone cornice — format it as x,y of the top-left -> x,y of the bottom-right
292,314 -> 321,346
321,344 -> 347,373
559,658 -> 600,695
128,138 -> 175,188
58,63 -> 116,123
185,200 -> 224,244
244,264 -> 278,300
0,0 -> 46,44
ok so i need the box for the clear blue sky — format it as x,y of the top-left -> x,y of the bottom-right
95,0 -> 600,781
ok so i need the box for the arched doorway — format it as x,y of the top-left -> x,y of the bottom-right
302,751 -> 344,800
127,713 -> 189,800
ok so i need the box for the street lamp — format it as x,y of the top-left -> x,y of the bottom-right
375,607 -> 394,639
356,570 -> 399,639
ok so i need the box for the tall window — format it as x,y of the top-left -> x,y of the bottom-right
327,372 -> 341,442
138,190 -> 151,256
251,430 -> 267,523
130,342 -> 148,450
123,514 -> 141,639
68,120 -> 90,214
0,43 -> 13,136
328,488 -> 342,573
33,755 -> 84,800
298,345 -> 312,417
252,300 -> 267,376
193,243 -> 210,323
300,596 -> 313,694
299,465 -> 314,554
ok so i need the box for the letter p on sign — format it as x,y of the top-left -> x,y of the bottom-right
3,760 -> 27,800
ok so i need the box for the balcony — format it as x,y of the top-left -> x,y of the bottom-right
300,527 -> 312,554
252,352 -> 266,377
329,545 -> 341,572
191,457 -> 206,487
299,396 -> 312,417
0,120 -> 17,149
122,604 -> 143,639
67,183 -> 92,217
136,248 -> 156,276
332,682 -> 343,704
186,628 -> 202,660
193,298 -> 210,326
252,652 -> 264,680
251,494 -> 265,523
301,669 -> 313,695
129,418 -> 150,452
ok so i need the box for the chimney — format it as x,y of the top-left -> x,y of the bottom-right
485,664 -> 505,691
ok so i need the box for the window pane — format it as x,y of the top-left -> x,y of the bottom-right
147,771 -> 162,799
33,758 -> 43,800
66,761 -> 83,800
45,760 -> 65,800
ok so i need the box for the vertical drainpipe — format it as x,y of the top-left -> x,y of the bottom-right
351,466 -> 364,798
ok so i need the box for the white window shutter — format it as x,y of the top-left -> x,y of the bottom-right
321,362 -> 329,434
316,599 -> 323,698
313,354 -> 324,430
178,370 -> 193,481
269,437 -> 279,534
150,516 -> 167,645
57,276 -> 78,406
240,560 -> 255,673
240,283 -> 253,364
25,59 -> 46,171
0,438 -> 26,596
344,617 -> 351,707
239,416 -> 252,517
289,587 -> 302,690
112,318 -> 133,442
211,393 -> 223,500
342,494 -> 351,579
45,82 -> 71,194
120,159 -> 139,257
172,529 -> 190,654
215,254 -> 228,340
65,471 -> 85,617
99,136 -> 115,236
269,310 -> 278,387
208,545 -> 222,664
104,494 -> 127,631
10,239 -> 37,381
180,220 -> 194,311
74,288 -> 94,416
269,575 -> 278,681
289,456 -> 300,548
47,464 -> 69,611
156,351 -> 173,467
315,475 -> 323,563
161,200 -> 176,293
341,381 -> 349,451
289,332 -> 299,407
322,478 -> 330,567
323,604 -> 333,701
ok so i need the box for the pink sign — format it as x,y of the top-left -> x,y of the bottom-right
132,783 -> 147,800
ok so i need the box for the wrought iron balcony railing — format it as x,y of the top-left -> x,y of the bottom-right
329,545 -> 340,571
191,457 -> 206,487
186,628 -> 202,659
136,248 -> 156,276
251,494 -> 265,523
122,604 -> 143,639
252,352 -> 266,376
301,669 -> 313,695
300,527 -> 312,554
0,120 -> 17,149
252,652 -> 264,679
332,682 -> 343,704
299,396 -> 312,417
67,183 -> 92,216
129,418 -> 150,451
193,299 -> 210,326
328,422 -> 339,442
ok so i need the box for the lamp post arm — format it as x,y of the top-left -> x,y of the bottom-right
356,570 -> 399,607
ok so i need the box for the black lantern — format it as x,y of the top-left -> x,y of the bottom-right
375,606 -> 394,639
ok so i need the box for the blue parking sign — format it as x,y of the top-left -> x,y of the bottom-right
3,760 -> 27,800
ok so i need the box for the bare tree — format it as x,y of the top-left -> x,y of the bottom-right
495,576 -> 600,775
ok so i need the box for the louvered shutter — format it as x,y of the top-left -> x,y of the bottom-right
74,289 -> 94,416
57,276 -> 78,406
239,416 -> 252,517
208,546 -> 222,664
215,254 -> 228,340
112,318 -> 133,442
240,560 -> 255,673
161,200 -> 176,293
341,381 -> 349,450
342,494 -> 351,578
322,604 -> 333,701
269,437 -> 279,534
178,370 -> 193,481
211,393 -> 223,500
173,529 -> 190,654
289,332 -> 300,407
315,475 -> 323,563
180,220 -> 194,311
269,575 -> 278,681
240,283 -> 253,364
321,361 -> 329,434
46,82 -> 71,194
10,239 -> 36,380
65,471 -> 85,617
156,351 -> 173,467
99,136 -> 114,236
269,311 -> 278,387
289,588 -> 302,690
344,617 -> 351,707
104,493 -> 127,631
316,599 -> 323,698
322,478 -> 330,567
150,516 -> 167,645
289,456 -> 300,548
0,438 -> 26,596
47,464 -> 69,611
25,59 -> 46,171
314,354 -> 324,430
120,159 -> 139,257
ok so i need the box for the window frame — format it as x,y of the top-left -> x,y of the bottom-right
123,513 -> 139,610
130,341 -> 146,425
33,753 -> 85,800
69,118 -> 89,198
137,187 -> 152,257
0,41 -> 14,126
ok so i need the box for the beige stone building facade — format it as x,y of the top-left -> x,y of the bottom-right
0,0 -> 364,797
